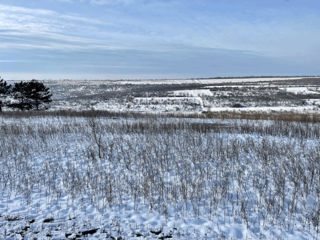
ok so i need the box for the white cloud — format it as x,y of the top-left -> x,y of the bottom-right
0,3 -> 137,51
1,1 -> 319,78
0,4 -> 55,16
0,3 -> 187,53
2,1 -> 320,58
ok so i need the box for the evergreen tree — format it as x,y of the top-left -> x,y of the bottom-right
11,81 -> 33,110
11,80 -> 52,110
0,77 -> 11,112
0,77 -> 10,94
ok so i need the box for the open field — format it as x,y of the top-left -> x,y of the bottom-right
26,76 -> 320,114
0,110 -> 320,239
1,77 -> 320,239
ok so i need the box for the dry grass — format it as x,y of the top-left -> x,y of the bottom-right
1,110 -> 320,123
0,115 -> 320,236
197,111 -> 320,123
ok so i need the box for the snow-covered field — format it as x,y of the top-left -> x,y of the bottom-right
82,77 -> 305,85
1,77 -> 320,239
24,76 -> 319,115
0,115 -> 320,239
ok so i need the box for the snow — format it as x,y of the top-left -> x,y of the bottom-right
106,77 -> 304,85
208,105 -> 318,113
132,97 -> 205,112
0,116 -> 319,239
40,77 -> 306,86
171,89 -> 213,97
19,76 -> 317,115
1,76 -> 320,239
281,87 -> 319,95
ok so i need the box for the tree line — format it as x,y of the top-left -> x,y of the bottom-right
0,77 -> 52,112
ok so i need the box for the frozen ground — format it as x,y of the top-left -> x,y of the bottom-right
0,115 -> 320,239
1,77 -> 320,239
18,76 -> 318,114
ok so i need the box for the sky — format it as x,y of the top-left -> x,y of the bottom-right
0,0 -> 319,80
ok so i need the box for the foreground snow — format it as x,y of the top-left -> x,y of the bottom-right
1,192 -> 314,239
0,116 -> 319,239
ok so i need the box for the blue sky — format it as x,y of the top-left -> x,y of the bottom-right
0,0 -> 319,80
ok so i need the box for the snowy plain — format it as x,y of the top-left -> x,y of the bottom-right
28,76 -> 320,115
1,115 -> 320,239
1,77 -> 320,239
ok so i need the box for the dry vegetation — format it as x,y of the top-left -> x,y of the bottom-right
2,109 -> 320,124
0,111 -> 320,238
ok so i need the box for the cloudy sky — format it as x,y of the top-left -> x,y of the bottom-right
0,0 -> 319,80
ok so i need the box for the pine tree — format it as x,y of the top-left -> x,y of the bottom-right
0,77 -> 11,112
11,81 -> 33,110
0,77 -> 10,94
11,80 -> 52,110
